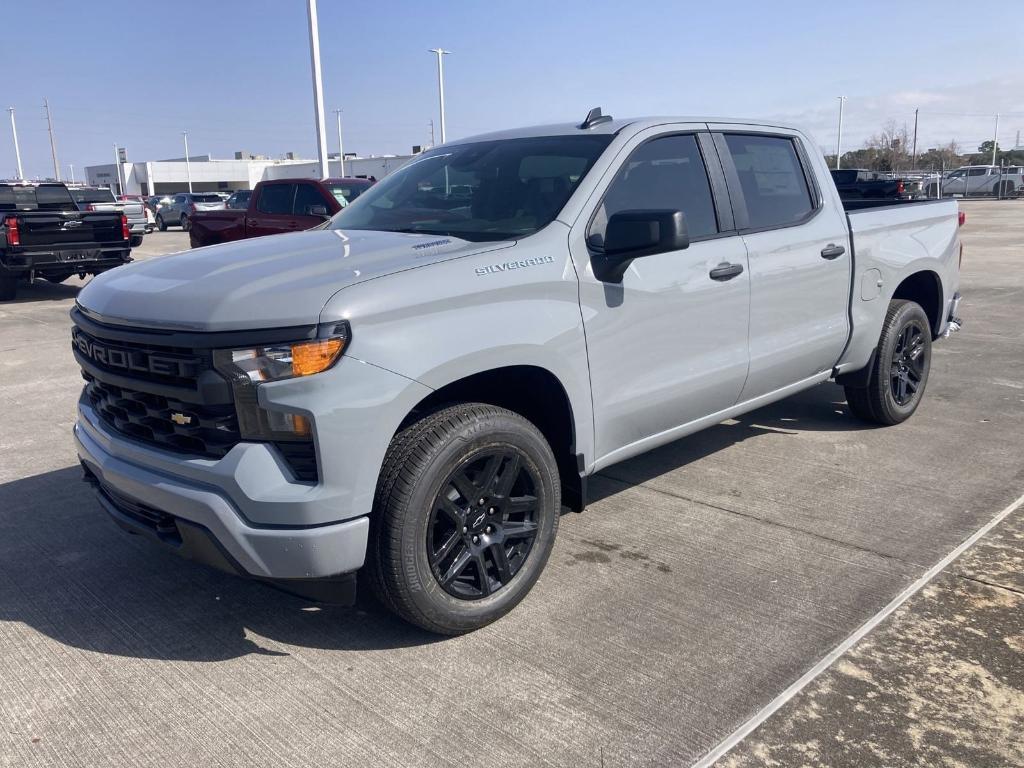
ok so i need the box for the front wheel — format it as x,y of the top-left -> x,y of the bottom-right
845,299 -> 932,425
180,214 -> 190,231
156,214 -> 167,231
367,403 -> 561,635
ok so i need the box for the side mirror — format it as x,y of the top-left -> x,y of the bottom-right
588,209 -> 689,283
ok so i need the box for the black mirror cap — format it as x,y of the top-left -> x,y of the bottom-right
591,209 -> 689,282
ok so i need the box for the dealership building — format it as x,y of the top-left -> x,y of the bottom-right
85,151 -> 415,195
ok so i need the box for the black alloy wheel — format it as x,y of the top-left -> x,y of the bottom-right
427,449 -> 540,599
890,321 -> 927,406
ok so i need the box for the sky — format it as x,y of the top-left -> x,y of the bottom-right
5,0 -> 1024,179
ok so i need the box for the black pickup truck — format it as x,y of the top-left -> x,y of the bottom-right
1,182 -> 132,300
830,169 -> 915,200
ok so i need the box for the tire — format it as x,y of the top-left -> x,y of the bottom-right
131,235 -> 144,247
0,272 -> 17,301
997,181 -> 1015,198
367,403 -> 561,635
844,299 -> 932,425
156,214 -> 167,231
180,213 -> 190,232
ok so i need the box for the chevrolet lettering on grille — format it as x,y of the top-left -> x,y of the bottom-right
72,329 -> 198,379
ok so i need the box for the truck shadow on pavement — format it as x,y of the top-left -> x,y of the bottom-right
589,382 -> 871,503
0,384 -> 865,662
4,279 -> 82,304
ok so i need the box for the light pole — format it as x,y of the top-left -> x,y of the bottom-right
334,109 -> 345,177
113,144 -> 123,195
68,163 -> 75,184
992,113 -> 1000,166
8,107 -> 22,180
429,48 -> 451,144
835,96 -> 846,170
306,0 -> 329,179
911,108 -> 919,169
182,130 -> 193,192
43,98 -> 60,181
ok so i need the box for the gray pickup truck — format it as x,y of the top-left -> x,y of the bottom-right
72,110 -> 963,634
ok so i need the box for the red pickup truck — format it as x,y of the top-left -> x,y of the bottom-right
188,177 -> 373,248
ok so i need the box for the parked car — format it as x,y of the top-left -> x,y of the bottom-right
830,169 -> 915,200
69,186 -> 147,247
188,177 -> 373,247
146,194 -> 173,216
224,190 -> 252,210
73,111 -> 963,634
928,165 -> 1023,198
1,182 -> 131,300
119,195 -> 155,232
155,192 -> 225,231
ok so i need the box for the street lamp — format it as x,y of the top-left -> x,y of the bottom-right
835,96 -> 846,170
428,48 -> 451,144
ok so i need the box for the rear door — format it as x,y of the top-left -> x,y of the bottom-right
246,183 -> 298,236
712,128 -> 851,401
570,127 -> 751,464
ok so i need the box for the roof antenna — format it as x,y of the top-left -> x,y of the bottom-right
579,107 -> 613,130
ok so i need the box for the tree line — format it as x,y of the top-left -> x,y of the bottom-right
824,120 -> 1024,172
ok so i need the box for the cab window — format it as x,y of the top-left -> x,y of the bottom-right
590,134 -> 719,245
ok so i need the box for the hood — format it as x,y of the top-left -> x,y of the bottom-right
77,229 -> 512,331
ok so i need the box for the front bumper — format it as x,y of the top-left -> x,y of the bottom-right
74,403 -> 369,583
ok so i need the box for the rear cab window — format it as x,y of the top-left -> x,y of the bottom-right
293,183 -> 330,215
722,134 -> 816,230
0,184 -> 78,212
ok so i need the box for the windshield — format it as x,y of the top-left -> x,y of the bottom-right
328,135 -> 613,241
326,182 -> 370,207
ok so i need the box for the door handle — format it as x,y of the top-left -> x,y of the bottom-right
709,262 -> 744,281
820,243 -> 846,260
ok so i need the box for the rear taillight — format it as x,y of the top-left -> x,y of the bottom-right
189,203 -> 196,213
121,213 -> 130,240
86,203 -> 96,212
4,215 -> 20,247
958,211 -> 966,227
897,180 -> 905,194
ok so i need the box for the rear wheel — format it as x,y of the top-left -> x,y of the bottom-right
368,403 -> 560,635
180,213 -> 190,231
845,300 -> 932,425
130,235 -> 144,247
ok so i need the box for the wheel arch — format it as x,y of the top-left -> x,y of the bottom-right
891,269 -> 943,338
405,365 -> 586,512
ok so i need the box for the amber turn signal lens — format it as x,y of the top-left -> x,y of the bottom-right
291,338 -> 344,376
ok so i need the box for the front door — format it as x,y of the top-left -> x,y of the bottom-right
711,130 -> 851,401
246,182 -> 299,236
570,129 -> 751,466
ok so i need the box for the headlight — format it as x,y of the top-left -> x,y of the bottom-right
212,322 -> 350,441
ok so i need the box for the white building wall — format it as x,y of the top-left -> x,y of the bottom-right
85,154 -> 415,194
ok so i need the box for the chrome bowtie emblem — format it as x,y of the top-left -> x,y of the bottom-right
170,412 -> 192,425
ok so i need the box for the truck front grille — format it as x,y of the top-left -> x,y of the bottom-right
73,315 -> 319,482
84,374 -> 240,458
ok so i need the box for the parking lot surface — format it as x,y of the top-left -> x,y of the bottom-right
1,205 -> 1021,767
